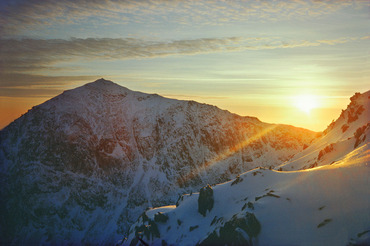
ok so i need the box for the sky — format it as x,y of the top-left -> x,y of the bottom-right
0,0 -> 369,131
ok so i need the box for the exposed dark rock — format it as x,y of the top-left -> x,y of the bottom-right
154,212 -> 169,223
198,185 -> 214,217
198,212 -> 261,246
231,175 -> 243,186
317,218 -> 332,228
318,144 -> 335,161
354,124 -> 369,148
342,124 -> 349,133
133,213 -> 160,241
189,225 -> 199,232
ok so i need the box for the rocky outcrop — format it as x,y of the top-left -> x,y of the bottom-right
198,185 -> 214,217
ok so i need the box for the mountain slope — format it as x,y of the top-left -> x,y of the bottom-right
124,144 -> 370,246
277,90 -> 369,171
0,79 -> 316,245
124,90 -> 370,246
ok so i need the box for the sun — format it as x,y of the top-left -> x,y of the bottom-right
294,94 -> 319,114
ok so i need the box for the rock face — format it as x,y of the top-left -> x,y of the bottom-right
0,79 -> 316,245
198,212 -> 261,246
198,185 -> 214,217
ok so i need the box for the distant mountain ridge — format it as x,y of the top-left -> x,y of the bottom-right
0,79 -> 317,244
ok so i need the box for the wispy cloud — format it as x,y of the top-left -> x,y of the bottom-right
0,37 -> 244,73
318,37 -> 358,45
0,73 -> 98,88
1,34 -> 365,97
1,35 -> 362,76
1,0 -> 368,36
0,87 -> 64,98
0,73 -> 98,97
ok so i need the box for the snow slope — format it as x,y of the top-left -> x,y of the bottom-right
124,89 -> 370,246
0,79 -> 316,245
124,143 -> 370,246
277,90 -> 369,171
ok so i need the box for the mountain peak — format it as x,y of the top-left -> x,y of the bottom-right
349,90 -> 370,105
87,78 -> 118,86
323,90 -> 369,135
84,78 -> 127,91
95,78 -> 110,82
90,78 -> 115,86
61,78 -> 134,98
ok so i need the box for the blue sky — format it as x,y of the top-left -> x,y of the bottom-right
0,0 -> 369,130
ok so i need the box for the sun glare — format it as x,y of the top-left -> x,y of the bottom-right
294,94 -> 319,114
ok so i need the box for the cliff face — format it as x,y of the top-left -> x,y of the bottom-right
0,79 -> 316,245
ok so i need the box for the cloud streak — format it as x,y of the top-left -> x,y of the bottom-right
1,0 -> 368,36
0,34 -> 365,98
0,73 -> 99,97
0,73 -> 98,88
1,36 -> 362,75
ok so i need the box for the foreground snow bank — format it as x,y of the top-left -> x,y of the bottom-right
125,144 -> 370,246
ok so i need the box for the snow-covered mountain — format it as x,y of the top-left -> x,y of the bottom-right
277,90 -> 369,171
0,79 -> 316,245
125,144 -> 369,246
124,91 -> 370,246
